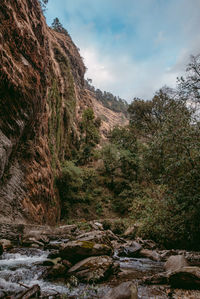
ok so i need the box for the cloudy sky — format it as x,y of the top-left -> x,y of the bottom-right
45,0 -> 200,102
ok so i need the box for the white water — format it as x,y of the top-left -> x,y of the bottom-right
0,248 -> 71,297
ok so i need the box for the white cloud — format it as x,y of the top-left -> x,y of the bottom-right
81,47 -> 114,85
46,0 -> 200,102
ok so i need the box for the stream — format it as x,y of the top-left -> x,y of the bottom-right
0,245 -> 168,298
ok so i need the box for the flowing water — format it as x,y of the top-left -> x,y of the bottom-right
0,246 -> 167,298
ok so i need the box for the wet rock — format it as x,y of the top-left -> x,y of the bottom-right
0,244 -> 3,256
102,281 -> 138,299
164,255 -> 188,272
59,240 -> 113,263
38,235 -> 49,244
42,257 -> 62,266
169,266 -> 200,289
46,263 -> 67,279
68,255 -> 114,283
0,291 -> 6,298
143,272 -> 168,285
47,250 -> 60,259
139,249 -> 161,262
118,241 -> 142,257
0,239 -> 12,251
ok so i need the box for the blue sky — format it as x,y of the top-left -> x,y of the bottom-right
45,0 -> 200,102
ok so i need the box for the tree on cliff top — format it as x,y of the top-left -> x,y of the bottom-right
51,18 -> 69,36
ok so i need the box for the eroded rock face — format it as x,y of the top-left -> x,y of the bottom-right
0,0 -> 86,224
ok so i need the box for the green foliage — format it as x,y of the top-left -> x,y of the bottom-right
126,85 -> 200,249
79,108 -> 100,164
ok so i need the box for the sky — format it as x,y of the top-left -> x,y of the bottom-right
45,0 -> 200,102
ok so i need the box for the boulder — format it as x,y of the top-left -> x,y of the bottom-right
75,230 -> 118,246
59,240 -> 113,263
46,264 -> 67,279
139,249 -> 161,262
22,237 -> 44,248
169,266 -> 200,289
68,255 -> 114,283
42,257 -> 62,266
123,226 -> 136,238
102,281 -> 138,299
164,255 -> 188,272
143,272 -> 168,285
47,250 -> 60,259
54,224 -> 77,236
0,239 -> 12,251
89,221 -> 104,230
136,238 -> 157,250
118,241 -> 141,257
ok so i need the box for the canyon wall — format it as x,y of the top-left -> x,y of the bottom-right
0,0 -> 87,224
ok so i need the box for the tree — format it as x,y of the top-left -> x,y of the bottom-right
51,18 -> 69,35
128,88 -> 189,138
178,54 -> 200,103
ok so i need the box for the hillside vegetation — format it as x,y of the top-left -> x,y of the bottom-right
57,54 -> 200,250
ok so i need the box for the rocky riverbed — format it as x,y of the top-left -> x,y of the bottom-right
0,222 -> 200,298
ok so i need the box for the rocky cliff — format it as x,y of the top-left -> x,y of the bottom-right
0,0 -> 128,225
0,0 -> 88,224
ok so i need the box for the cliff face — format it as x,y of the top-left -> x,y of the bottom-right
0,0 -> 86,224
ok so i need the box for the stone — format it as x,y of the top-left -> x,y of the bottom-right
139,249 -> 161,262
59,240 -> 113,264
47,250 -> 60,259
0,244 -> 3,256
68,255 -> 114,283
143,272 -> 168,285
102,281 -> 138,299
123,226 -> 136,238
43,257 -> 62,266
75,230 -> 117,246
164,255 -> 188,273
135,238 -> 157,250
0,239 -> 12,251
46,264 -> 67,279
22,237 -> 44,248
169,266 -> 200,289
90,221 -> 104,230
118,241 -> 141,257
